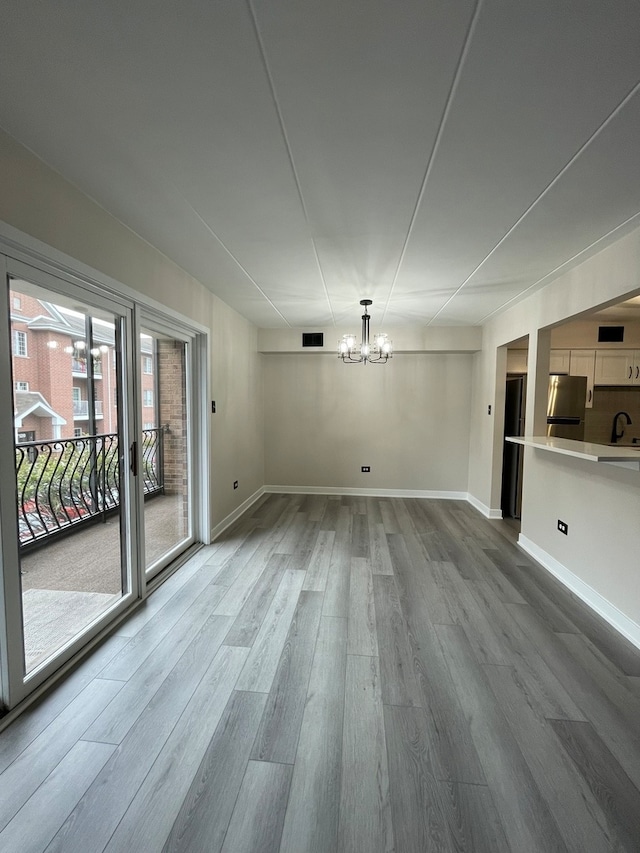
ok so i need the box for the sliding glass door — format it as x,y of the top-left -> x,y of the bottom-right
138,319 -> 195,580
0,260 -> 137,705
0,257 -> 205,710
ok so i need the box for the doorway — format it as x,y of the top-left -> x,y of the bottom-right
501,337 -> 529,526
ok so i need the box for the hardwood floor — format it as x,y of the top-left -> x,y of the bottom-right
1,493 -> 640,851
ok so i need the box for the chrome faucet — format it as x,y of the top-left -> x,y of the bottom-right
611,411 -> 632,443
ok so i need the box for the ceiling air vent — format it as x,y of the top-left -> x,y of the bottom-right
598,326 -> 624,343
302,332 -> 324,347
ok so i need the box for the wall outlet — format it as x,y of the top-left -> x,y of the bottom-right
557,519 -> 568,535
233,480 -> 238,489
211,400 -> 216,413
487,404 -> 492,415
361,466 -> 370,473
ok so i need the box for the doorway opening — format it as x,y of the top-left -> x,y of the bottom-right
501,336 -> 529,529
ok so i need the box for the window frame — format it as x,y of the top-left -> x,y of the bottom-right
12,329 -> 27,357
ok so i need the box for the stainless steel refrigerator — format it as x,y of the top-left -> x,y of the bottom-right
547,374 -> 587,440
502,373 -> 587,518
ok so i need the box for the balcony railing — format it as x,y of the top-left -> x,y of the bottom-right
72,358 -> 102,377
73,400 -> 103,418
16,429 -> 163,551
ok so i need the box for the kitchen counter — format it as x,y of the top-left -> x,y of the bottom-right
506,436 -> 640,470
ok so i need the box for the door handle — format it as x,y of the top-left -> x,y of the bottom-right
130,441 -> 138,476
588,389 -> 592,403
629,366 -> 633,379
636,366 -> 639,380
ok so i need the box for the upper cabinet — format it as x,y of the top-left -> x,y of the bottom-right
569,349 -> 596,407
595,349 -> 640,385
549,349 -> 570,374
594,350 -> 640,385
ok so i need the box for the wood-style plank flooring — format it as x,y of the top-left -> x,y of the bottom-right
1,494 -> 640,852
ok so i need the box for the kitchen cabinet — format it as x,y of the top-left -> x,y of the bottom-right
594,350 -> 640,385
569,349 -> 595,407
550,349 -> 570,374
507,349 -> 527,373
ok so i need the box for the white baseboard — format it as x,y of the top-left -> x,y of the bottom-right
210,487 -> 265,541
466,493 -> 503,519
264,485 -> 468,500
519,535 -> 640,652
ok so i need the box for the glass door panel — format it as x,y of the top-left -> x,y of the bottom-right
140,326 -> 193,578
8,275 -> 132,675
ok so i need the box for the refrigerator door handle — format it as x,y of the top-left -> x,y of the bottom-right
547,416 -> 581,425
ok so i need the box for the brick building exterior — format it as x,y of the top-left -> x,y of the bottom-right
10,288 -> 156,443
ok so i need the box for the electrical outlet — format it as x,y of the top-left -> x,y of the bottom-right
361,466 -> 370,473
211,401 -> 216,413
557,519 -> 568,535
233,480 -> 238,489
488,404 -> 492,415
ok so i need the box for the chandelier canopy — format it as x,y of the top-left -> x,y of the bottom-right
338,300 -> 392,364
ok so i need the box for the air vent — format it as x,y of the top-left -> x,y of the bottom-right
302,332 -> 324,348
598,325 -> 624,343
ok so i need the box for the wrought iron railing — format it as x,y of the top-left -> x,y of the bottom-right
16,429 -> 163,551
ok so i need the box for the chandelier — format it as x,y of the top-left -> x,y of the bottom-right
338,300 -> 392,364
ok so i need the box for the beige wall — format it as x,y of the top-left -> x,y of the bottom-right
551,318 -> 640,349
0,129 -> 264,532
470,226 -> 640,629
263,352 -> 473,492
211,302 -> 264,523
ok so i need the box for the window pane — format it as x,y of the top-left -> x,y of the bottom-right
9,278 -> 129,674
140,328 -> 192,575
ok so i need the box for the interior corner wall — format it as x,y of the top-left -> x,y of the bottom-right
263,352 -> 473,493
210,300 -> 264,524
468,225 -> 640,634
0,129 -> 264,533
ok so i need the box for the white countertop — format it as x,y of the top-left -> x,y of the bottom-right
505,436 -> 640,470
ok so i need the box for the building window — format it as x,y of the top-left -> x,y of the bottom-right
74,428 -> 83,438
12,330 -> 27,357
15,381 -> 29,391
72,387 -> 81,402
143,390 -> 153,407
143,356 -> 153,374
143,422 -> 155,430
13,296 -> 21,310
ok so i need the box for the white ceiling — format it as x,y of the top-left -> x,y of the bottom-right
2,1 -> 640,328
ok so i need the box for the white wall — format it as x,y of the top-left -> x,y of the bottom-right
469,226 -> 640,634
0,129 -> 264,532
263,352 -> 473,493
